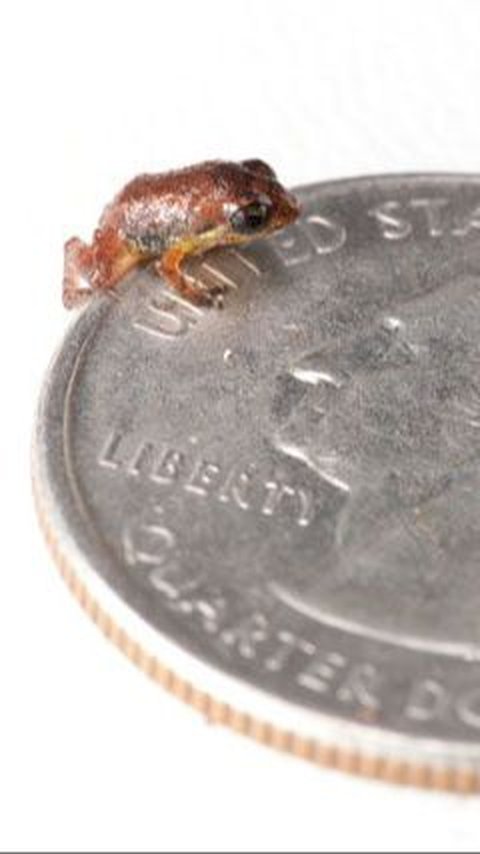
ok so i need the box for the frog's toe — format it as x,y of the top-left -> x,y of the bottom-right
212,291 -> 225,309
190,277 -> 226,306
195,287 -> 223,308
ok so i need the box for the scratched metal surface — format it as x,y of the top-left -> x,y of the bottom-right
33,175 -> 480,777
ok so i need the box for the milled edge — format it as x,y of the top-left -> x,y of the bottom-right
32,464 -> 480,795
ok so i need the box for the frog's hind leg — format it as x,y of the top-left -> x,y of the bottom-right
62,237 -> 96,309
63,231 -> 142,309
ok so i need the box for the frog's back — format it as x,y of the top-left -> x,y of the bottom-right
98,162 -> 225,233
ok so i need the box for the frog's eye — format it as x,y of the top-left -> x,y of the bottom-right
230,201 -> 272,234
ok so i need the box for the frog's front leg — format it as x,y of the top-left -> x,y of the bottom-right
154,246 -> 225,307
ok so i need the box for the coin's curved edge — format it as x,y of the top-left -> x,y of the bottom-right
293,171 -> 480,200
31,463 -> 480,795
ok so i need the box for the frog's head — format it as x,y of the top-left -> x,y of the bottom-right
198,159 -> 300,248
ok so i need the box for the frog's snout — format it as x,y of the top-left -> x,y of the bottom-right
287,191 -> 301,221
275,190 -> 301,230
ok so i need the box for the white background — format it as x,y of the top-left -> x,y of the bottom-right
2,0 -> 480,850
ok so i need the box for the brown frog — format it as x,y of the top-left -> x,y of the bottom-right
63,159 -> 300,308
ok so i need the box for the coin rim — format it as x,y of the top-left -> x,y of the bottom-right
32,464 -> 480,793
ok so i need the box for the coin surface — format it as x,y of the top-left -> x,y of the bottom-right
33,175 -> 480,791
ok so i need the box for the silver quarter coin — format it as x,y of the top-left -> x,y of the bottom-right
33,175 -> 480,791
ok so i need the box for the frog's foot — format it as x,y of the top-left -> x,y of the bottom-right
62,237 -> 96,309
63,232 -> 142,309
199,284 -> 225,308
154,253 -> 224,308
187,275 -> 227,308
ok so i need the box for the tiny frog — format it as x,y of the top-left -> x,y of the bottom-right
63,159 -> 300,308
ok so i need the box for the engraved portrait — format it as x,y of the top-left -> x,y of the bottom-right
274,268 -> 480,654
